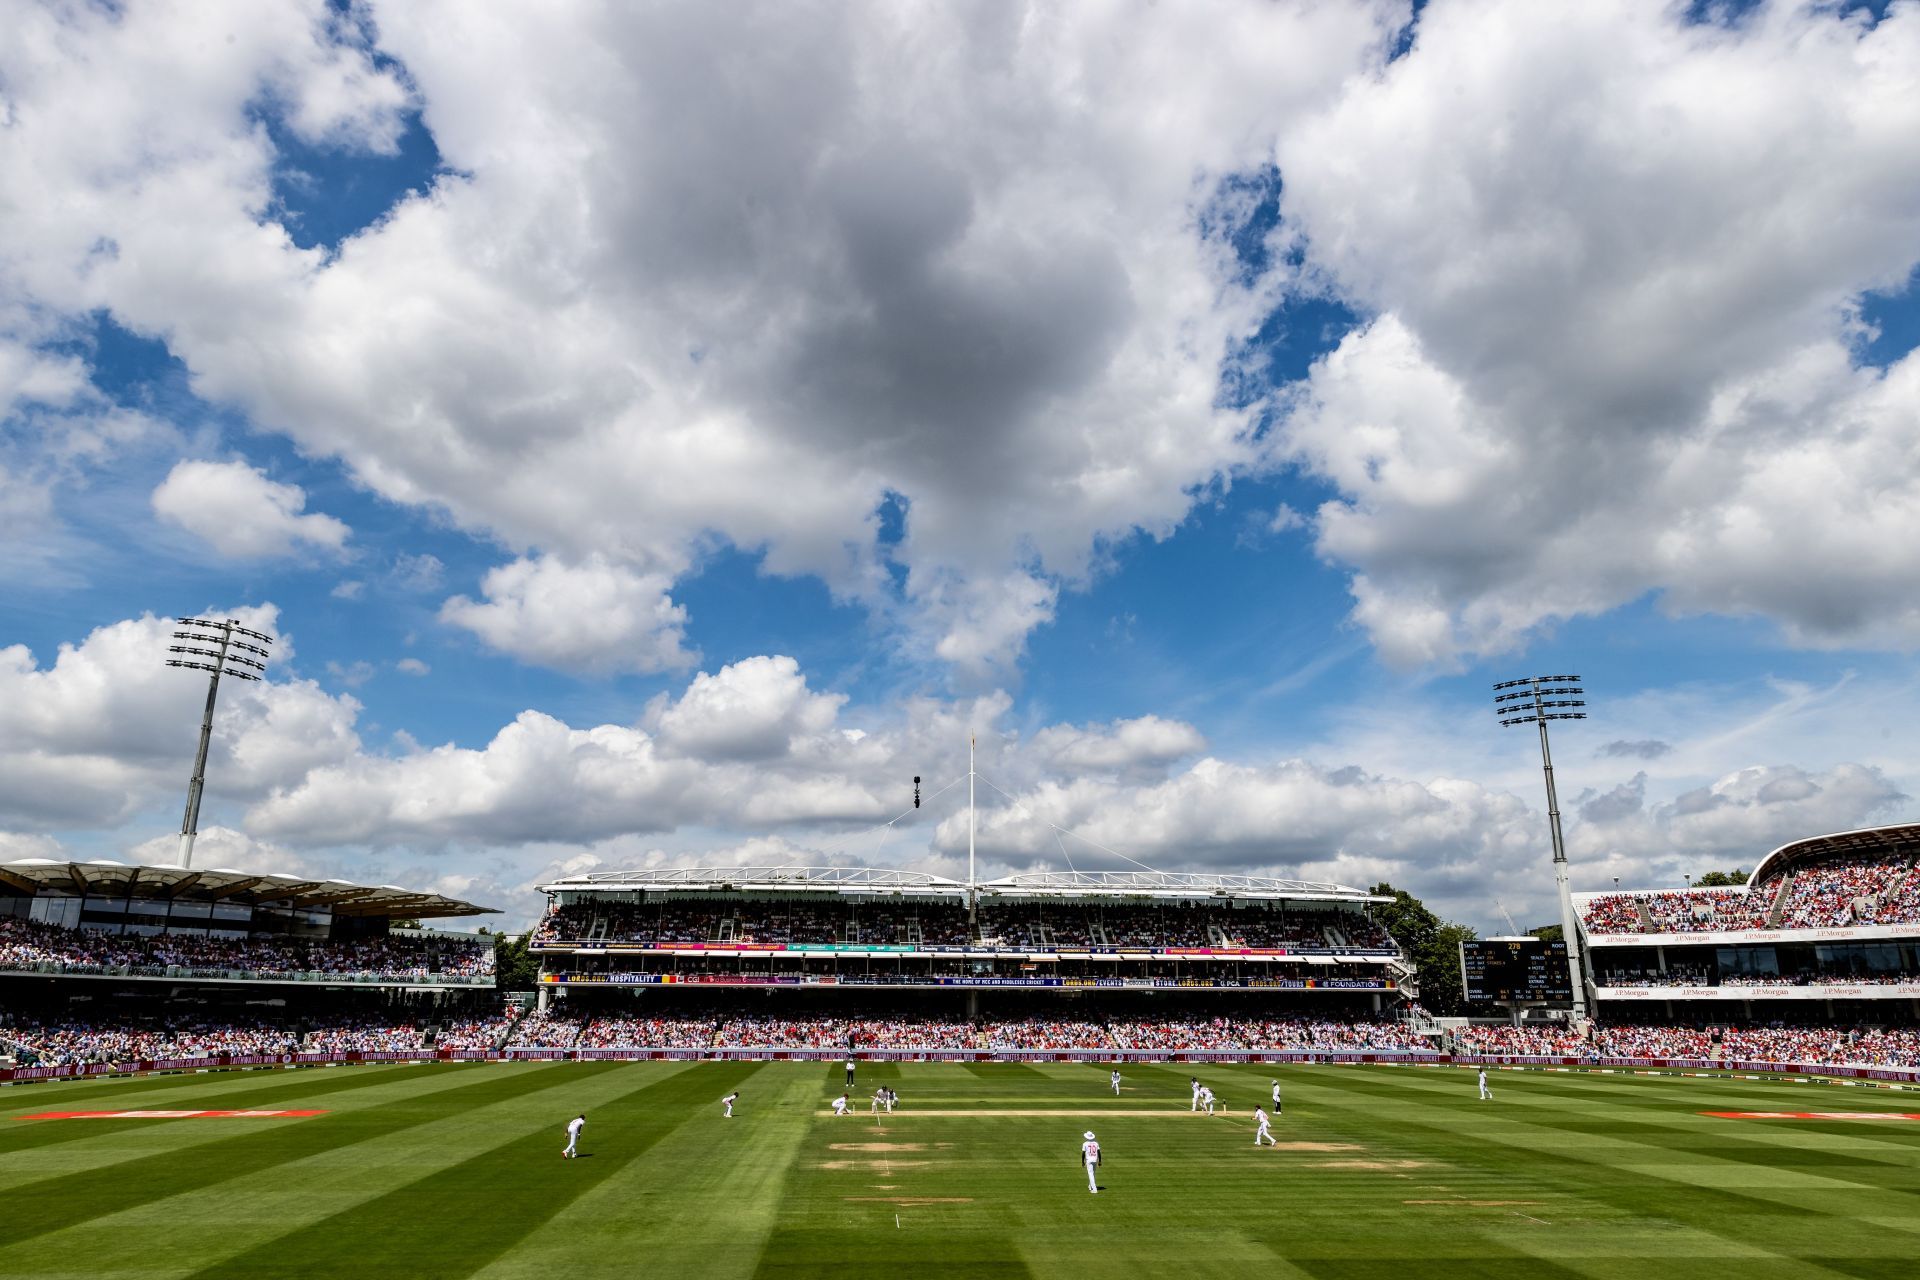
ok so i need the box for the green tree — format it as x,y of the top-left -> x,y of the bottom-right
1529,923 -> 1563,944
493,933 -> 540,992
1693,869 -> 1748,887
1370,883 -> 1478,1016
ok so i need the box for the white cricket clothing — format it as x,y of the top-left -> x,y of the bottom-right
832,1096 -> 849,1115
1478,1069 -> 1492,1100
563,1116 -> 584,1156
1081,1138 -> 1101,1193
1271,1082 -> 1282,1108
722,1093 -> 738,1117
1190,1082 -> 1202,1111
1254,1108 -> 1275,1146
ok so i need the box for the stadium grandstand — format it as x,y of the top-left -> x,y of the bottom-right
522,865 -> 1417,1054
1571,822 -> 1920,1024
14,829 -> 1920,1084
0,856 -> 506,1071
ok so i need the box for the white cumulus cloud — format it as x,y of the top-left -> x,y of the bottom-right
152,459 -> 349,559
0,0 -> 1406,677
440,553 -> 694,675
1271,0 -> 1920,667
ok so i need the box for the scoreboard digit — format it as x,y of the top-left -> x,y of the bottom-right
1458,937 -> 1572,1004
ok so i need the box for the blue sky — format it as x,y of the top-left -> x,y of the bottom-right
3,0 -> 1919,931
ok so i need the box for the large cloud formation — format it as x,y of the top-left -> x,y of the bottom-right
5,4 -> 1920,680
1274,0 -> 1920,665
0,0 -> 1407,680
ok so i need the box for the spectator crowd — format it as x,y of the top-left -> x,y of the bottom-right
1581,849 -> 1920,936
534,899 -> 1395,952
0,1009 -> 449,1065
11,1006 -> 1920,1071
1454,1020 -> 1920,1068
0,917 -> 493,983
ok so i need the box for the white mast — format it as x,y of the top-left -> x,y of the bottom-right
967,733 -> 977,933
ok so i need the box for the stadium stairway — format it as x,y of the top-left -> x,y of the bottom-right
1632,898 -> 1654,931
1765,873 -> 1795,926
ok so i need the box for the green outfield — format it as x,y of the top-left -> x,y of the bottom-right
4,1059 -> 1920,1278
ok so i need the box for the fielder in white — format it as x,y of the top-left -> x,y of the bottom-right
1478,1067 -> 1492,1101
1110,1069 -> 1122,1096
1189,1077 -> 1202,1111
831,1093 -> 850,1116
722,1091 -> 739,1118
1253,1106 -> 1275,1146
1199,1085 -> 1217,1116
1271,1079 -> 1282,1112
1080,1131 -> 1101,1194
562,1113 -> 585,1158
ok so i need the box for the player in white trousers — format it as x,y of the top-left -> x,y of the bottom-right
832,1093 -> 850,1116
722,1091 -> 739,1118
1110,1069 -> 1122,1096
1253,1106 -> 1275,1146
1478,1067 -> 1492,1100
1199,1085 -> 1217,1116
1189,1078 -> 1202,1111
1081,1131 -> 1101,1194
562,1114 -> 585,1158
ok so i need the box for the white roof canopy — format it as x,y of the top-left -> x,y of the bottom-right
0,858 -> 495,920
539,864 -> 1383,903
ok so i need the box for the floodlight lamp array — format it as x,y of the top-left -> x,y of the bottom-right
167,618 -> 274,682
177,617 -> 274,645
166,659 -> 261,681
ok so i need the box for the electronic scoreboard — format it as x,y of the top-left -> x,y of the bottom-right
1458,936 -> 1573,1004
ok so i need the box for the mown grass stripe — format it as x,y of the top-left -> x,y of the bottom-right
1295,1066 -> 1920,1205
2,1062 -> 696,1280
1290,1072 -> 1890,1276
0,1063 -> 484,1158
182,1061 -> 767,1280
6,1061 -> 1920,1278
0,1064 -> 508,1192
468,1060 -> 817,1280
0,1062 -> 620,1249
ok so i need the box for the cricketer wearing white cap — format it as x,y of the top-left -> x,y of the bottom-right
1080,1131 -> 1101,1194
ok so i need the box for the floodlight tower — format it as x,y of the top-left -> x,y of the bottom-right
1493,673 -> 1589,1021
165,617 -> 272,868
